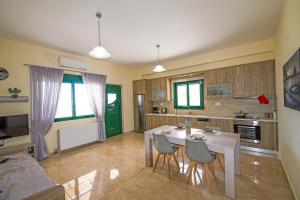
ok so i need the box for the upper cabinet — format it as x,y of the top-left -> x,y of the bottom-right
151,77 -> 171,101
205,67 -> 233,85
257,60 -> 276,96
133,80 -> 146,95
232,60 -> 275,98
205,67 -> 233,97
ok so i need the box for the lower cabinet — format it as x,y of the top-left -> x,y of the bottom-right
261,122 -> 278,150
145,115 -> 278,151
243,122 -> 278,151
210,119 -> 234,132
236,122 -> 278,151
146,115 -> 185,130
146,115 -> 233,131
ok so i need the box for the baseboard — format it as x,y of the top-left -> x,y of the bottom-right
279,155 -> 298,200
124,129 -> 135,133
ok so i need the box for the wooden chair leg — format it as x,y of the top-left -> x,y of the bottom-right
193,163 -> 198,185
181,146 -> 185,166
204,164 -> 212,193
163,154 -> 166,166
216,153 -> 224,173
167,154 -> 172,179
208,163 -> 217,180
195,165 -> 202,181
187,161 -> 194,184
172,153 -> 180,172
153,153 -> 161,172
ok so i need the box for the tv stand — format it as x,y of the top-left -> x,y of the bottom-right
0,142 -> 36,159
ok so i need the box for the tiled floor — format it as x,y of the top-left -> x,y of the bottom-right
40,132 -> 294,200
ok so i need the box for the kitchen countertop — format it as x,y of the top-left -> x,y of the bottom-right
146,113 -> 278,122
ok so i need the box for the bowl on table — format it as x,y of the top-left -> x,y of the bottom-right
176,123 -> 185,129
203,127 -> 213,133
191,134 -> 206,141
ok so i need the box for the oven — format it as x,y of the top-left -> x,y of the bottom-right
234,120 -> 261,144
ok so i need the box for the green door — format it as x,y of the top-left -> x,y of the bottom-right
105,84 -> 123,138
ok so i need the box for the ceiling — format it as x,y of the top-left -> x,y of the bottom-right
0,0 -> 282,66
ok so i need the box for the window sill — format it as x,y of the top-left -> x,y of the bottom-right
174,107 -> 204,110
54,115 -> 95,122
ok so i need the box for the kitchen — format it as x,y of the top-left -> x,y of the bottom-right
133,60 -> 278,154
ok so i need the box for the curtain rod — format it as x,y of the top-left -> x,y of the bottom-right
23,64 -> 86,73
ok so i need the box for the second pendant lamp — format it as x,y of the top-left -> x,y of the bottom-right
89,12 -> 111,59
153,44 -> 166,72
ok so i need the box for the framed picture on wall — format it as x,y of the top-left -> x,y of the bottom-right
283,48 -> 300,111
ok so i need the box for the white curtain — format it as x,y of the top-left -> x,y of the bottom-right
30,65 -> 63,160
82,72 -> 107,141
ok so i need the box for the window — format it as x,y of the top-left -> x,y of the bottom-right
174,79 -> 204,109
55,74 -> 94,122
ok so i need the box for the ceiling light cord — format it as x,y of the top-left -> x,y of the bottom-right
97,14 -> 101,47
157,44 -> 160,64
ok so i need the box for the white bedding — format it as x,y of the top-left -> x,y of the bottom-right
0,152 -> 55,200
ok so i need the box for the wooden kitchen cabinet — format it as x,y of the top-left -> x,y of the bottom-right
146,116 -> 234,132
261,121 -> 278,150
145,80 -> 153,113
205,67 -> 233,85
210,119 -> 234,132
191,118 -> 210,129
232,63 -> 258,97
257,60 -> 275,96
146,115 -> 278,151
239,121 -> 278,151
151,77 -> 171,101
232,60 -> 275,97
205,67 -> 233,98
133,79 -> 146,94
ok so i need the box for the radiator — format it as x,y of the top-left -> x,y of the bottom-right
57,123 -> 99,151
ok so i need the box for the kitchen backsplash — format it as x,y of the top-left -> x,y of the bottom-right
152,97 -> 276,118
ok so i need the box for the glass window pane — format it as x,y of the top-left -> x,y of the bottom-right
74,84 -> 94,116
189,83 -> 201,106
55,83 -> 72,118
177,85 -> 188,106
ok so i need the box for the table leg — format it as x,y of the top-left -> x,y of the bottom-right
235,138 -> 240,175
225,147 -> 235,199
145,135 -> 153,167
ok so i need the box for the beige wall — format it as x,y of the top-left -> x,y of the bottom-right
275,0 -> 300,199
0,38 -> 137,153
137,38 -> 275,79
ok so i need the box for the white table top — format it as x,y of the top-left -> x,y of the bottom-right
145,125 -> 240,153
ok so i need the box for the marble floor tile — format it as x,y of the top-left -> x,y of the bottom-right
40,132 -> 294,200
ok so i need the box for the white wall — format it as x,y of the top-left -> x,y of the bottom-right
0,38 -> 138,153
275,0 -> 300,199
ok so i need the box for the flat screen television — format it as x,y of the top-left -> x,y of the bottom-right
0,114 -> 29,140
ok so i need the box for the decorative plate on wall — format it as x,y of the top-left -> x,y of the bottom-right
0,67 -> 9,80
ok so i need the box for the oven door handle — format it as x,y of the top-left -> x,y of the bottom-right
237,125 -> 256,129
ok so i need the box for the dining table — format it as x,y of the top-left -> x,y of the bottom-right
144,125 -> 240,199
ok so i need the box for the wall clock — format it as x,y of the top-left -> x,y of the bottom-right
0,67 -> 9,80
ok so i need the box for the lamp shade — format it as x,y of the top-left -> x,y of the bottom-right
153,65 -> 166,72
89,46 -> 111,59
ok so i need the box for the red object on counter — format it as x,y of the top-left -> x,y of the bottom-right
258,95 -> 269,104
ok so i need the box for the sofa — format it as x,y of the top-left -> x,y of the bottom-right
0,150 -> 65,200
